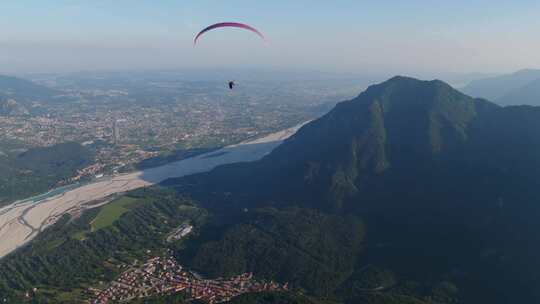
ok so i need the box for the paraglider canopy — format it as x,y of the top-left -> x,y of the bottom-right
194,22 -> 266,45
193,22 -> 265,90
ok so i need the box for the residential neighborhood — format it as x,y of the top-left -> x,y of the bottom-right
90,256 -> 288,304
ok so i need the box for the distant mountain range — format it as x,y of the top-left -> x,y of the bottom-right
0,75 -> 61,115
462,69 -> 540,105
0,75 -> 59,101
0,142 -> 94,206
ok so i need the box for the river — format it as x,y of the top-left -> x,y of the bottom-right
0,123 -> 305,259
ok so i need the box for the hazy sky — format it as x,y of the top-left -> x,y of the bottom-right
1,1 -> 539,74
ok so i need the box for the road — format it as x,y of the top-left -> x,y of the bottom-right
0,123 -> 306,259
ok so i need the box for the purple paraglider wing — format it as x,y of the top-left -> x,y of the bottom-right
194,22 -> 266,45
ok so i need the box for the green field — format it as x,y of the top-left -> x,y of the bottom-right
91,196 -> 141,231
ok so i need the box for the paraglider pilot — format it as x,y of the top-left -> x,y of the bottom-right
193,22 -> 265,92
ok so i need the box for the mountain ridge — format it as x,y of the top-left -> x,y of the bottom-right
175,76 -> 502,210
462,69 -> 540,105
496,77 -> 540,105
0,75 -> 61,110
166,76 -> 540,303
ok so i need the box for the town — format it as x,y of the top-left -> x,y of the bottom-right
90,256 -> 288,304
0,78 -> 331,180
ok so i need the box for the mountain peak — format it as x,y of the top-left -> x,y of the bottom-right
382,75 -> 446,84
363,75 -> 456,96
386,75 -> 419,82
348,76 -> 476,116
239,76 -> 495,209
186,76 -> 499,211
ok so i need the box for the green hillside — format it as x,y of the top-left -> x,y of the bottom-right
166,76 -> 540,303
4,76 -> 540,303
0,142 -> 94,206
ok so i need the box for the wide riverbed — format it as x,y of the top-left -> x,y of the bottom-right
0,123 -> 305,258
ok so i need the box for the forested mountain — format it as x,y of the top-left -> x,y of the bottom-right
185,208 -> 364,296
0,75 -> 59,103
0,142 -> 94,205
3,76 -> 540,303
169,76 -> 540,303
177,76 -> 497,209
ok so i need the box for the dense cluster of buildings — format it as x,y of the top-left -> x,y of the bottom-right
178,272 -> 287,304
90,256 -> 287,304
70,163 -> 106,182
0,94 -> 291,151
0,95 -> 299,172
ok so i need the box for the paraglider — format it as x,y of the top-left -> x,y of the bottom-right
193,22 -> 266,45
194,22 -> 266,90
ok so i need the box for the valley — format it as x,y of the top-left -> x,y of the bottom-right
0,123 -> 304,259
3,75 -> 540,303
3,2 -> 540,303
